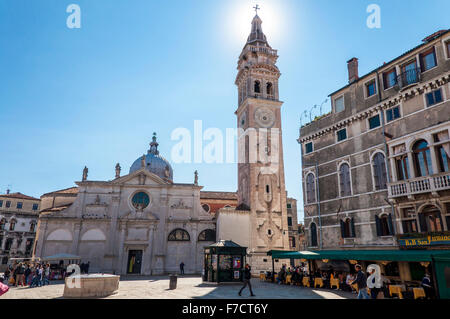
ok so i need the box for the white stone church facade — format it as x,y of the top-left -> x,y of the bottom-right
34,135 -> 216,275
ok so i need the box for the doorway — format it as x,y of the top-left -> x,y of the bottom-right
127,250 -> 143,274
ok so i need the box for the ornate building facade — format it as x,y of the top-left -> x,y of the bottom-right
0,191 -> 40,271
34,135 -> 217,275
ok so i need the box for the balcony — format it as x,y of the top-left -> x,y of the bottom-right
242,45 -> 278,57
396,67 -> 421,89
389,172 -> 450,198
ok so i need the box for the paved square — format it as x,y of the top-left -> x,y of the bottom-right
0,276 -> 355,299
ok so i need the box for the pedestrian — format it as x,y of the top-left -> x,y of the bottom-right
86,261 -> 90,274
421,273 -> 434,299
15,263 -> 25,287
351,264 -> 370,299
0,277 -> 9,297
3,268 -> 10,283
179,262 -> 185,275
238,264 -> 255,297
24,265 -> 31,286
80,262 -> 85,274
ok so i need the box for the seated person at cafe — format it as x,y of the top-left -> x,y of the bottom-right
346,273 -> 356,292
277,266 -> 286,285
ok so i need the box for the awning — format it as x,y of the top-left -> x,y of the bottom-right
267,250 -> 450,262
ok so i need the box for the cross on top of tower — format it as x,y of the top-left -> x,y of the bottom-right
253,4 -> 260,15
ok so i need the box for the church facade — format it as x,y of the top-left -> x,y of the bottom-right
34,135 -> 217,275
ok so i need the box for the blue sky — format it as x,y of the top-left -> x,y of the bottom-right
1,0 -> 449,222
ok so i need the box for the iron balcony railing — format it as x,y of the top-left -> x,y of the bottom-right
396,67 -> 421,89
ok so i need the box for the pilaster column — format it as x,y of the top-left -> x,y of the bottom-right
390,157 -> 398,182
71,222 -> 82,255
116,222 -> 126,275
191,223 -> 198,274
429,147 -> 439,175
407,152 -> 416,178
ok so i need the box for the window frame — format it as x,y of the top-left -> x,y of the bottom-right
305,172 -> 316,204
168,228 -> 191,242
425,88 -> 444,108
309,222 -> 318,247
412,140 -> 433,177
198,229 -> 216,242
305,142 -> 313,154
17,202 -> 23,209
338,162 -> 353,197
386,105 -> 401,123
383,68 -> 398,90
334,95 -> 345,113
420,47 -> 437,73
336,128 -> 347,142
365,79 -> 377,98
368,114 -> 381,130
372,152 -> 388,191
32,203 -> 39,211
446,40 -> 450,60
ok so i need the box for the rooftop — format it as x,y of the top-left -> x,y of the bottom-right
0,192 -> 40,201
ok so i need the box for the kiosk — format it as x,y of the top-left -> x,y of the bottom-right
203,240 -> 247,283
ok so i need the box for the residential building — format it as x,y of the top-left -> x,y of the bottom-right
0,190 -> 40,271
298,29 -> 450,282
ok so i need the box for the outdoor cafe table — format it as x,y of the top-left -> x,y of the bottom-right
330,278 -> 339,289
389,285 -> 404,299
302,277 -> 310,287
413,287 -> 426,299
314,278 -> 324,288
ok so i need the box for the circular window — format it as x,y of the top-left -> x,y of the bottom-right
131,192 -> 150,210
202,204 -> 210,213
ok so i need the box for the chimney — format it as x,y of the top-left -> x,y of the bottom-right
347,57 -> 359,83
6,189 -> 10,194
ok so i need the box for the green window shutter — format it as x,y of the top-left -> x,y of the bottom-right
350,218 -> 356,238
388,213 -> 395,235
375,215 -> 382,237
340,220 -> 346,238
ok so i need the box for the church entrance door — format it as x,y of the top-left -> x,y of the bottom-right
127,250 -> 143,274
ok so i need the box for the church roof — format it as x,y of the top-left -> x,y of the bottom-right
208,240 -> 242,248
246,14 -> 269,46
129,133 -> 173,182
200,191 -> 237,200
41,187 -> 79,197
0,192 -> 40,201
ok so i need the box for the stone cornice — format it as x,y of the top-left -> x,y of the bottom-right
298,72 -> 450,144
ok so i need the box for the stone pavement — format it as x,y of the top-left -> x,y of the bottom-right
0,275 -> 355,299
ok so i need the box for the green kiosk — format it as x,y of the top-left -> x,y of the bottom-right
203,240 -> 247,283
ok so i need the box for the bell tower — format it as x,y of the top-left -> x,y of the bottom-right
235,10 -> 290,270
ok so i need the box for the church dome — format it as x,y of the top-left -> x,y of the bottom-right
129,133 -> 173,181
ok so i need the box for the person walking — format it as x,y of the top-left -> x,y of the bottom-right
351,264 -> 370,299
15,263 -> 25,287
238,264 -> 255,297
86,261 -> 90,274
421,273 -> 434,299
24,265 -> 31,286
179,262 -> 185,275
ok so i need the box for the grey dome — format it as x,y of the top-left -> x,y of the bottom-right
129,133 -> 173,181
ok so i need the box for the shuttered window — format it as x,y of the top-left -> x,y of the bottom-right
373,153 -> 387,190
339,163 -> 352,197
306,173 -> 316,204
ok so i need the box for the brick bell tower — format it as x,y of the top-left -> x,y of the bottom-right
235,10 -> 290,270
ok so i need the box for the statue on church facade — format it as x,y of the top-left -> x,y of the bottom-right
194,170 -> 198,185
115,163 -> 121,179
82,166 -> 88,181
141,155 -> 146,168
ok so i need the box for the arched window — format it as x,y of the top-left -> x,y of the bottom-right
9,219 -> 16,231
198,229 -> 216,242
413,140 -> 433,177
254,81 -> 261,94
419,206 -> 443,233
340,218 -> 355,238
168,229 -> 190,241
310,223 -> 318,247
306,173 -> 316,204
339,163 -> 352,197
373,153 -> 387,190
0,219 -> 5,230
266,82 -> 273,95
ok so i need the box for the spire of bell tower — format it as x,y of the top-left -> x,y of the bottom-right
247,8 -> 268,46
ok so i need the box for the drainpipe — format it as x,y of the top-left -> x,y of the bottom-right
376,70 -> 397,235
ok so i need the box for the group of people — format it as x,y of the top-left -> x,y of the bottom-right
266,263 -> 435,300
1,262 -> 51,288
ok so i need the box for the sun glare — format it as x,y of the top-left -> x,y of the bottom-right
221,0 -> 288,49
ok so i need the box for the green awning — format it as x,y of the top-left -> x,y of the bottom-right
267,250 -> 450,262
